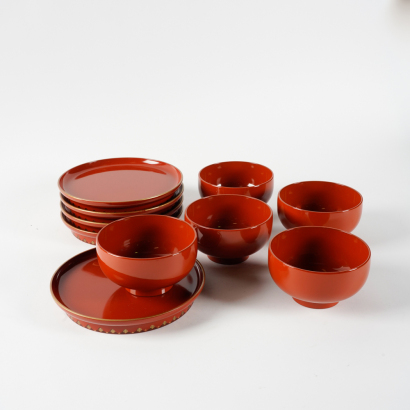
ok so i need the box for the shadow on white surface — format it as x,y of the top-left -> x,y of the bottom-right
389,0 -> 410,30
337,263 -> 410,315
181,185 -> 201,210
199,259 -> 275,304
355,209 -> 409,248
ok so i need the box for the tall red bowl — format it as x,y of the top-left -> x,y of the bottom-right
199,161 -> 274,203
185,194 -> 273,264
268,226 -> 371,309
278,181 -> 363,232
96,215 -> 197,296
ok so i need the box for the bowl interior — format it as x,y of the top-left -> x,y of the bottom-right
270,227 -> 370,272
187,195 -> 271,230
98,215 -> 196,258
280,181 -> 362,212
200,162 -> 272,188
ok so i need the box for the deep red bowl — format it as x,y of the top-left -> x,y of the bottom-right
268,226 -> 371,309
96,215 -> 197,296
278,181 -> 363,232
199,161 -> 274,202
185,194 -> 273,264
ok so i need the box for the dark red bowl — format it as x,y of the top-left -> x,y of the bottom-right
199,161 -> 274,202
96,215 -> 197,296
278,181 -> 363,232
268,226 -> 371,309
185,194 -> 273,264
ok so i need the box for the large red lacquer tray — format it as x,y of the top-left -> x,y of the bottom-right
50,249 -> 205,334
58,158 -> 183,208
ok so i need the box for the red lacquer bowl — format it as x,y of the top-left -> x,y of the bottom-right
278,181 -> 363,232
96,215 -> 197,296
60,185 -> 184,217
185,194 -> 273,264
268,226 -> 371,309
58,158 -> 183,208
199,161 -> 274,203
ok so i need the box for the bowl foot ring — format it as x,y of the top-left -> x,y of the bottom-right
207,256 -> 249,265
293,298 -> 338,309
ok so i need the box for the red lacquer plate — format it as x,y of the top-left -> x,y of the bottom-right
61,213 -> 99,245
50,249 -> 205,334
60,198 -> 184,228
60,185 -> 184,220
58,158 -> 183,208
61,208 -> 184,245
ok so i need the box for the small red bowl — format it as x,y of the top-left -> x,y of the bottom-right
268,226 -> 371,309
278,181 -> 363,232
96,215 -> 197,296
185,194 -> 273,264
199,161 -> 274,202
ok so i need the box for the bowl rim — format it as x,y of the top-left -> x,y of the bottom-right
198,161 -> 274,189
96,214 -> 197,261
185,194 -> 273,232
58,157 -> 183,205
268,226 -> 371,274
50,248 -> 205,322
278,181 -> 363,214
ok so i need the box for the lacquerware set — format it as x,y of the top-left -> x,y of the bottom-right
51,158 -> 371,334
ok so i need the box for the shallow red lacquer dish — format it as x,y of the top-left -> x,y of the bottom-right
97,215 -> 197,296
185,194 -> 273,264
268,226 -> 371,309
61,213 -> 99,245
60,185 -> 184,220
50,249 -> 205,334
199,161 -> 274,203
60,208 -> 184,245
60,198 -> 184,228
278,181 -> 363,232
58,158 -> 183,208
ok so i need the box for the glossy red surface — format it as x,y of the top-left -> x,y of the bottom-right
61,202 -> 109,226
199,161 -> 274,202
50,249 -> 205,333
60,185 -> 183,220
278,181 -> 363,232
97,215 -> 197,296
60,213 -> 98,245
60,198 -> 183,227
185,194 -> 273,264
58,158 -> 183,208
268,226 -> 371,308
61,208 -> 184,245
60,185 -> 184,216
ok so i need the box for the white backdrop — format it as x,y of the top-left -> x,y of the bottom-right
1,1 -> 409,409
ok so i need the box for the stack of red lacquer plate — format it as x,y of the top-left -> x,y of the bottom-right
58,158 -> 184,245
